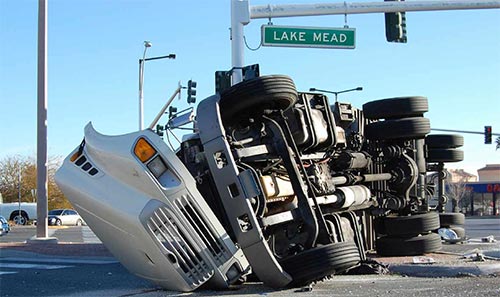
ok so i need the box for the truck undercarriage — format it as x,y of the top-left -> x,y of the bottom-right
55,71 -> 464,291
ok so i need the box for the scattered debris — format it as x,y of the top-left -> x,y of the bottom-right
438,228 -> 458,240
295,283 -> 314,292
412,256 -> 436,264
455,272 -> 478,278
481,235 -> 496,243
463,250 -> 486,262
344,259 -> 390,275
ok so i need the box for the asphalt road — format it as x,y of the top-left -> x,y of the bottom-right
0,253 -> 498,297
0,225 -> 101,244
464,217 -> 500,239
0,217 -> 499,297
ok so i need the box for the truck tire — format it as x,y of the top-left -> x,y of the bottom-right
362,96 -> 428,119
365,117 -> 430,141
219,75 -> 298,125
376,233 -> 442,256
10,211 -> 28,225
280,241 -> 361,287
439,213 -> 465,227
425,134 -> 464,149
427,149 -> 464,163
449,226 -> 466,239
382,212 -> 440,236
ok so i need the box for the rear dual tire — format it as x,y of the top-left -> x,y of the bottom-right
363,96 -> 428,119
365,117 -> 430,141
376,233 -> 442,256
375,212 -> 442,256
280,241 -> 361,286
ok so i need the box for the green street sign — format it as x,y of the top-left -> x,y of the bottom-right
262,25 -> 356,49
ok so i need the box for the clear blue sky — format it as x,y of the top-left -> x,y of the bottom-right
1,0 -> 499,175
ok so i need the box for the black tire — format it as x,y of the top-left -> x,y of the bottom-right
382,212 -> 440,236
219,75 -> 298,124
55,219 -> 62,226
449,226 -> 466,239
363,96 -> 428,120
376,233 -> 442,256
427,149 -> 464,163
12,214 -> 28,225
76,219 -> 83,226
439,213 -> 465,227
426,134 -> 464,149
365,117 -> 430,141
280,241 -> 361,286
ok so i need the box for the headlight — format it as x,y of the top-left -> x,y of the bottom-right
147,155 -> 168,179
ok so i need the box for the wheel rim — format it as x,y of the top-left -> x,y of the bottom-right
14,215 -> 26,225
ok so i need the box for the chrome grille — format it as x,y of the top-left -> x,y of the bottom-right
173,196 -> 230,266
147,207 -> 213,285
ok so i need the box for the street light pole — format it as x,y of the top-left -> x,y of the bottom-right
138,41 -> 176,130
138,41 -> 152,130
36,0 -> 49,237
309,86 -> 363,102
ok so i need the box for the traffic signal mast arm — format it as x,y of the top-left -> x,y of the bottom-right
431,128 -> 499,137
432,127 -> 497,145
231,0 -> 500,84
249,1 -> 500,19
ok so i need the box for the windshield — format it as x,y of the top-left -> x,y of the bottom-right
48,209 -> 64,215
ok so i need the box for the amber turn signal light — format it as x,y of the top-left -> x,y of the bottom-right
134,138 -> 156,162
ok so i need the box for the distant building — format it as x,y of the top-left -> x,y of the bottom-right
477,164 -> 500,182
461,164 -> 500,216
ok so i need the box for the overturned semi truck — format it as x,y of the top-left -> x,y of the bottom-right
55,72 -> 464,291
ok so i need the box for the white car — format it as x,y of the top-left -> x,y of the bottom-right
48,209 -> 84,226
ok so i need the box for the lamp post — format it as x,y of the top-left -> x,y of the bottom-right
138,41 -> 176,130
309,86 -> 363,102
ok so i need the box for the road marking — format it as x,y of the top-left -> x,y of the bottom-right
1,257 -> 117,265
0,271 -> 18,275
82,226 -> 102,243
0,263 -> 73,269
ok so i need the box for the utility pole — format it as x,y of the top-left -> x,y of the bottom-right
34,0 -> 55,243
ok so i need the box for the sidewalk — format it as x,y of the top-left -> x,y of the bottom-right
371,240 -> 500,277
0,241 -> 112,257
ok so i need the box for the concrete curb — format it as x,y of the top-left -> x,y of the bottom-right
388,263 -> 500,277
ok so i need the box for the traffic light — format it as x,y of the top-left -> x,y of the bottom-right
168,106 -> 177,119
484,126 -> 492,144
155,124 -> 164,137
187,80 -> 197,104
384,0 -> 407,43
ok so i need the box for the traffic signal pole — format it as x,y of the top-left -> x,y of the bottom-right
230,0 -> 500,84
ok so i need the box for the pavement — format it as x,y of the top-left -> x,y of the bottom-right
1,232 -> 499,280
370,240 -> 500,277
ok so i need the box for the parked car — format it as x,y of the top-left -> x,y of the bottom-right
0,215 -> 10,236
55,71 -> 463,291
0,202 -> 37,225
48,209 -> 85,226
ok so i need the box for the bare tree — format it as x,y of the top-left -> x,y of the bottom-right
446,169 -> 474,213
0,155 -> 71,210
